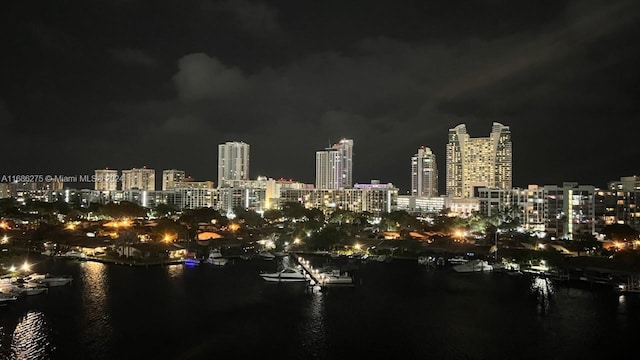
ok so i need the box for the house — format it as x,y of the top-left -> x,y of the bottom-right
116,243 -> 186,259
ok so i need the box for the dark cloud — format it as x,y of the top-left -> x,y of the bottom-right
0,100 -> 13,126
173,53 -> 248,101
1,0 -> 638,192
215,0 -> 281,37
109,48 -> 159,67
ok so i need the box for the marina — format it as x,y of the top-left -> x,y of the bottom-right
0,253 -> 639,359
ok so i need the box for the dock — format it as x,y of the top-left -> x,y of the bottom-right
290,253 -> 355,290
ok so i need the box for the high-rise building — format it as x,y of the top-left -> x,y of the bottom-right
162,169 -> 186,191
315,138 -> 353,190
95,168 -> 119,191
411,146 -> 438,197
332,138 -> 353,188
446,122 -> 512,198
218,141 -> 250,187
122,167 -> 156,191
316,147 -> 342,189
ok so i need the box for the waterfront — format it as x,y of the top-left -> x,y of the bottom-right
1,256 -> 639,360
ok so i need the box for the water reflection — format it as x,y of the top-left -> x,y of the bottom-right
10,311 -> 52,360
299,291 -> 326,358
79,262 -> 112,352
166,264 -> 184,278
530,276 -> 554,315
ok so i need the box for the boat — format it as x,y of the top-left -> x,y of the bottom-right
447,256 -> 469,265
260,267 -> 308,283
63,250 -> 87,259
0,292 -> 18,306
319,269 -> 353,285
183,258 -> 201,266
16,283 -> 49,296
206,249 -> 229,266
24,273 -> 73,287
452,259 -> 493,273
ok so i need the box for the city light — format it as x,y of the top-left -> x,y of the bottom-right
21,261 -> 31,272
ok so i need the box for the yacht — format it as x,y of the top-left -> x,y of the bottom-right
452,259 -> 493,273
25,273 -> 73,287
447,256 -> 469,265
260,268 -> 308,283
206,249 -> 229,266
16,282 -> 49,296
63,250 -> 87,259
319,269 -> 353,285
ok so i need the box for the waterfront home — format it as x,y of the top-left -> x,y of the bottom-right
115,243 -> 186,260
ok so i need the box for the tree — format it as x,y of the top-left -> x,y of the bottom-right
601,224 -> 639,241
263,209 -> 283,223
233,207 -> 264,228
153,218 -> 187,241
101,201 -> 147,219
281,201 -> 306,220
153,203 -> 177,218
305,226 -> 345,251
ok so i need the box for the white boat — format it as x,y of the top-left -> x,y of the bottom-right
260,268 -> 308,282
447,256 -> 469,265
258,251 -> 276,260
206,249 -> 229,266
63,250 -> 87,259
17,283 -> 49,296
319,269 -> 353,285
0,281 -> 20,295
25,273 -> 73,286
453,259 -> 493,273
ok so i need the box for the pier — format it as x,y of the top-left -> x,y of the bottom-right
290,253 -> 355,290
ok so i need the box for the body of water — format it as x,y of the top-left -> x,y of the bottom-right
1,256 -> 639,359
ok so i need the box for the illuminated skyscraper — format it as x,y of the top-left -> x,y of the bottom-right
411,146 -> 438,197
162,169 -> 186,191
446,122 -> 512,198
315,138 -> 353,190
94,168 -> 119,191
218,141 -> 250,187
333,138 -> 353,188
122,167 -> 156,191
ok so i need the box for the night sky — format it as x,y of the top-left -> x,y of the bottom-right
1,0 -> 639,194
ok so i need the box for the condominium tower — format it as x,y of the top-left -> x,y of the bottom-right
315,138 -> 353,189
122,167 -> 156,191
162,169 -> 186,191
218,141 -> 250,187
411,146 -> 438,197
446,123 -> 512,198
94,168 -> 119,191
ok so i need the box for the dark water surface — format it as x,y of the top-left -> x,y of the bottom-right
1,256 -> 639,360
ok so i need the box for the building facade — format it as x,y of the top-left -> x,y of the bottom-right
162,169 -> 186,191
122,168 -> 156,191
602,175 -> 640,232
217,141 -> 250,188
94,169 -> 119,191
411,146 -> 438,197
315,138 -> 353,190
446,123 -> 512,198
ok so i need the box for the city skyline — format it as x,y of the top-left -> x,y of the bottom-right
1,1 -> 639,193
